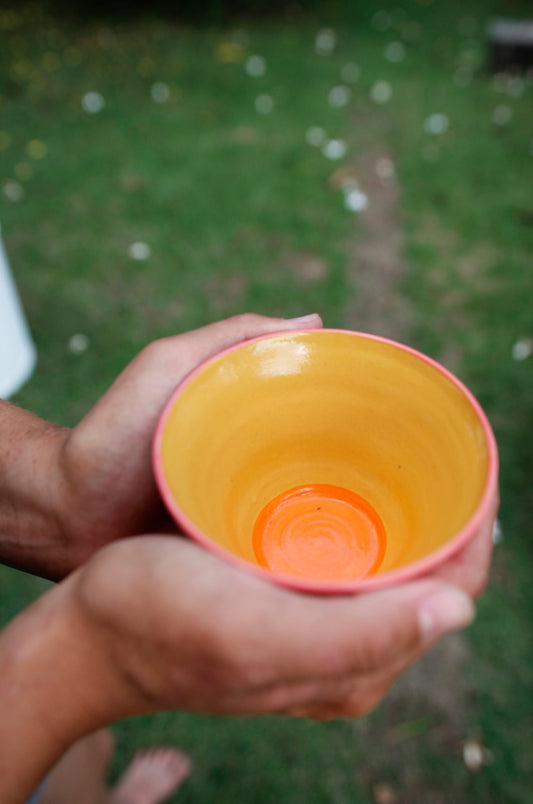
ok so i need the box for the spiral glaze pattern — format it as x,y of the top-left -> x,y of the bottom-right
252,484 -> 386,581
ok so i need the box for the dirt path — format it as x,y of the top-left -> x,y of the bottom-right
344,146 -> 413,342
344,145 -> 473,804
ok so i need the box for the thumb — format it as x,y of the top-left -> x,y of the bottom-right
99,312 -> 322,420
73,312 -> 323,447
268,579 -> 475,679
170,312 -> 323,368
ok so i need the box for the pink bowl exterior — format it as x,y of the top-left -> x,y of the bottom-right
152,329 -> 499,595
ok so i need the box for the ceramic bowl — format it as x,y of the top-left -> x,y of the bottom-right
153,330 -> 498,594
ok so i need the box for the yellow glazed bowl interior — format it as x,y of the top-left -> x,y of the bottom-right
153,330 -> 497,593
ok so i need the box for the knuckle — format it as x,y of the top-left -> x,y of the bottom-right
137,337 -> 171,365
225,312 -> 263,333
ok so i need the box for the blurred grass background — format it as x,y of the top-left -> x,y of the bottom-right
1,0 -> 532,801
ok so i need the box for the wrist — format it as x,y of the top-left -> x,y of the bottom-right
0,573 -> 133,802
0,401 -> 73,579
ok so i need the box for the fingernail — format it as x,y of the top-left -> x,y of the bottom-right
418,588 -> 475,642
285,313 -> 322,327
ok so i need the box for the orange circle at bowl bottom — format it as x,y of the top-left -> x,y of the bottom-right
252,484 -> 386,581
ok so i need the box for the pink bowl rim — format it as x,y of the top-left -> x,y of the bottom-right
152,328 -> 499,595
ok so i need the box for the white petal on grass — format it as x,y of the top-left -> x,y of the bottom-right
492,519 -> 503,544
328,85 -> 351,107
255,94 -> 274,114
151,82 -> 170,103
245,54 -> 267,77
512,337 -> 532,361
492,73 -> 508,93
2,180 -> 24,202
305,126 -> 327,146
322,139 -> 347,160
424,113 -> 449,134
506,77 -> 525,97
372,10 -> 391,31
463,740 -> 484,772
128,241 -> 151,260
454,66 -> 473,87
315,28 -> 337,55
375,156 -> 396,181
373,782 -> 396,804
370,81 -> 392,104
26,139 -> 48,159
82,91 -> 105,114
401,21 -> 421,43
344,188 -> 369,212
339,178 -> 359,193
390,8 -> 408,27
458,44 -> 482,68
341,62 -> 360,83
492,104 -> 513,125
232,29 -> 250,48
68,334 -> 90,354
384,41 -> 406,63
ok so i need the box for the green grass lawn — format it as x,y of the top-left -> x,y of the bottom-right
1,1 -> 532,801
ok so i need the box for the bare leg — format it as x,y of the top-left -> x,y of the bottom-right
37,729 -> 192,804
39,728 -> 114,804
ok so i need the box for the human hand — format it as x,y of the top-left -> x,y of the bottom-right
51,313 -> 322,577
64,527 -> 485,726
0,499 -> 496,803
427,488 -> 498,600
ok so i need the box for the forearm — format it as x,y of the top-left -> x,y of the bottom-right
0,575 -> 134,804
0,400 -> 71,579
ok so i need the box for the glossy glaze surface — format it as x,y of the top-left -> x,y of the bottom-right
252,484 -> 386,580
153,330 -> 498,593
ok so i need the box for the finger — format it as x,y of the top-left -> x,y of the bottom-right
166,539 -> 476,685
84,313 -> 323,432
258,578 -> 475,683
244,584 -> 477,719
288,685 -> 395,721
71,313 -> 323,468
227,611 -> 452,720
430,489 -> 499,597
77,536 -> 476,721
227,670 -> 388,719
170,312 -> 323,370
145,312 -> 323,402
282,681 -> 387,721
279,629 -> 446,721
220,580 -> 474,718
